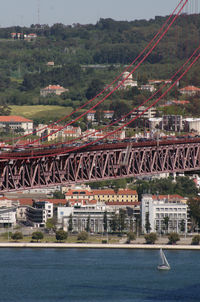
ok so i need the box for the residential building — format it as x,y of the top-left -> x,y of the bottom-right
118,72 -> 138,89
0,116 -> 33,134
141,194 -> 188,234
57,203 -> 115,233
149,117 -> 162,130
184,118 -> 200,134
26,201 -> 53,227
0,208 -> 17,227
131,106 -> 156,119
162,115 -> 183,132
40,85 -> 69,97
140,84 -> 155,92
179,86 -> 200,96
87,110 -> 114,122
11,33 -> 37,40
93,189 -> 138,203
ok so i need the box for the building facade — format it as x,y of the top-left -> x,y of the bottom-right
141,194 -> 188,234
0,116 -> 33,134
26,201 -> 53,227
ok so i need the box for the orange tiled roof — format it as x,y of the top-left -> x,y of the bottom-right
106,201 -> 140,206
0,116 -> 32,123
152,194 -> 184,200
93,189 -> 137,195
44,85 -> 65,90
180,86 -> 200,91
66,190 -> 93,196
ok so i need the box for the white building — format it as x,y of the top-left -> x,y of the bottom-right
26,201 -> 53,227
0,208 -> 16,227
118,72 -> 138,89
40,85 -> 69,97
141,194 -> 188,234
0,116 -> 33,134
184,118 -> 200,134
57,204 -> 115,233
149,117 -> 162,130
140,84 -> 155,92
131,106 -> 156,119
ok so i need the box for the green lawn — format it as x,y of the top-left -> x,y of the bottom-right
10,105 -> 73,122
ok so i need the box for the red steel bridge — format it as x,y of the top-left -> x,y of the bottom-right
1,137 -> 200,192
0,0 -> 199,192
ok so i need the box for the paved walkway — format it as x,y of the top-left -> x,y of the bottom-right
0,241 -> 199,250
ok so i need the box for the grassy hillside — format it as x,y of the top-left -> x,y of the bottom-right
10,105 -> 73,123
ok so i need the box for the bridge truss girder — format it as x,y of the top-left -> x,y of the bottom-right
0,142 -> 200,192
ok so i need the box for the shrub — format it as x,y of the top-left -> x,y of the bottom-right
168,232 -> 180,244
127,231 -> 136,243
55,230 -> 68,242
77,231 -> 88,242
102,239 -> 108,244
11,231 -> 23,241
144,232 -> 157,244
32,231 -> 44,242
191,234 -> 200,245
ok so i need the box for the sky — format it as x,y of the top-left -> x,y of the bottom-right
0,0 -> 197,27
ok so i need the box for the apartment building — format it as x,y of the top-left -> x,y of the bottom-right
141,194 -> 188,234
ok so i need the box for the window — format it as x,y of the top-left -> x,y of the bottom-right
60,211 -> 64,216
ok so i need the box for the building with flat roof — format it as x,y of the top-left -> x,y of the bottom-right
26,201 -> 53,227
141,194 -> 188,234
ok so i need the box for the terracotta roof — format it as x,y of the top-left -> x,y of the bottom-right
43,85 -> 65,90
172,100 -> 190,104
179,86 -> 200,91
66,189 -> 92,196
152,194 -> 184,200
0,116 -> 32,123
93,189 -> 137,195
106,202 -> 140,206
40,199 -> 66,205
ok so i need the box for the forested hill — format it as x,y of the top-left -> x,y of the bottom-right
0,14 -> 199,112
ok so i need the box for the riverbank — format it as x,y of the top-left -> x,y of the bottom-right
0,242 -> 200,250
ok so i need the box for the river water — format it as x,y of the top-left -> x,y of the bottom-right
0,248 -> 199,302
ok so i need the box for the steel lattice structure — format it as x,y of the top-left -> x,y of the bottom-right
0,139 -> 200,192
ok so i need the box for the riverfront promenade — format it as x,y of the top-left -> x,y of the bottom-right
0,242 -> 200,250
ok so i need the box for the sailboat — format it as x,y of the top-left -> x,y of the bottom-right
157,248 -> 170,270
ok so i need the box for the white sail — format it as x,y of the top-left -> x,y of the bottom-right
158,248 -> 170,270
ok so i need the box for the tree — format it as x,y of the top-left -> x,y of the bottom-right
55,230 -> 68,242
118,209 -> 127,233
103,211 -> 108,232
68,213 -> 73,233
86,215 -> 90,233
187,198 -> 200,232
145,212 -> 151,233
46,217 -> 57,233
11,231 -> 23,241
77,231 -> 88,241
32,231 -> 44,242
144,232 -> 157,244
168,232 -> 180,245
191,235 -> 200,245
85,79 -> 104,100
53,191 -> 65,199
126,231 -> 136,243
163,216 -> 170,233
110,213 -> 118,232
180,219 -> 185,233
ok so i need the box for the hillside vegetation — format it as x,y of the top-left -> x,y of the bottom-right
0,14 -> 199,122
